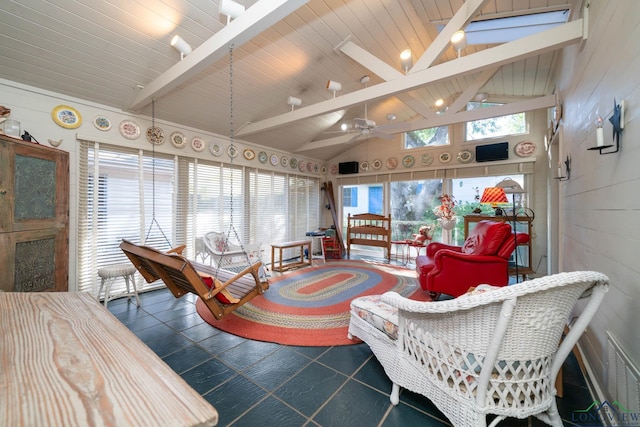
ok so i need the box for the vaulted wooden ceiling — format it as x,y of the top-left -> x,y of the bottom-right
0,0 -> 582,161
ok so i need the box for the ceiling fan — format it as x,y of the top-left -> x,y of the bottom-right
346,75 -> 394,142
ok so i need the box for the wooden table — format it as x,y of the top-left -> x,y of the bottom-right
0,292 -> 218,427
271,240 -> 312,272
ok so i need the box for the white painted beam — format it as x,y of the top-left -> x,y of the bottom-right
236,19 -> 583,137
128,0 -> 309,111
337,40 -> 432,117
410,0 -> 489,73
385,95 -> 555,133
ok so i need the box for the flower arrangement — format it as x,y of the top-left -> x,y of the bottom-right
433,194 -> 457,220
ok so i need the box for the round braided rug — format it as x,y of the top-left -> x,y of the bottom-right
196,259 -> 429,346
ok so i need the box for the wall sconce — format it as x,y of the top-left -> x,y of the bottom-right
219,0 -> 246,24
588,99 -> 625,154
555,155 -> 571,181
170,35 -> 192,59
451,30 -> 467,58
326,80 -> 342,97
287,96 -> 302,111
400,49 -> 413,73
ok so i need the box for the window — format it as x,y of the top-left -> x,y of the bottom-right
404,125 -> 449,149
465,102 -> 527,141
78,141 -> 320,294
390,179 -> 443,240
343,187 -> 358,207
368,186 -> 383,214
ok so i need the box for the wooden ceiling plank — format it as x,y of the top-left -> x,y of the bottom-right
236,18 -> 583,137
129,0 -> 309,112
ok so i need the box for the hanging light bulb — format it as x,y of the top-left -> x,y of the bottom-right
400,49 -> 413,73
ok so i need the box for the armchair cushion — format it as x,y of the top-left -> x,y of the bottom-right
460,221 -> 511,255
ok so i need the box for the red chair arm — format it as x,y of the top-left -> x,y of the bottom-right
426,242 -> 462,257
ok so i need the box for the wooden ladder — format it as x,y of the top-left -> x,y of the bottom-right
322,182 -> 345,252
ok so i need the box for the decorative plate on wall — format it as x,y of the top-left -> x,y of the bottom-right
314,163 -> 319,173
330,164 -> 338,175
243,148 -> 255,160
189,136 -> 203,151
371,159 -> 382,170
190,134 -> 207,153
209,142 -> 222,156
306,162 -> 313,172
270,154 -> 279,166
280,156 -> 288,167
119,120 -> 140,140
360,161 -> 369,172
386,157 -> 398,169
402,155 -> 414,168
52,105 -> 82,129
290,158 -> 298,169
93,115 -> 111,131
258,151 -> 268,163
439,152 -> 452,163
421,153 -> 433,166
227,145 -> 238,158
169,131 -> 185,148
298,161 -> 306,172
457,149 -> 473,163
321,165 -> 327,175
146,126 -> 164,145
514,141 -> 537,157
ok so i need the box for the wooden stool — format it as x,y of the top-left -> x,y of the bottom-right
97,263 -> 140,309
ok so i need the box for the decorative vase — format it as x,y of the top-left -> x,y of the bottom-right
438,217 -> 457,230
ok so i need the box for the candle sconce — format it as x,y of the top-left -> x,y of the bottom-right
588,99 -> 624,155
555,155 -> 571,181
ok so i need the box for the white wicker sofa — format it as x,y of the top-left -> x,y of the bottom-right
348,271 -> 609,427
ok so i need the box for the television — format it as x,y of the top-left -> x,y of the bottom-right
475,142 -> 509,162
338,161 -> 359,174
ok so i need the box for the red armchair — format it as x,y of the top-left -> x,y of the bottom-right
415,220 -> 530,298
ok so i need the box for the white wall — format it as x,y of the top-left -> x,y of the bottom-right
556,0 -> 640,399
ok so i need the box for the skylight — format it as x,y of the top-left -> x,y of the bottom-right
439,10 -> 569,44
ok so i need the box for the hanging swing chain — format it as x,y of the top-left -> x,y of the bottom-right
145,98 -> 171,247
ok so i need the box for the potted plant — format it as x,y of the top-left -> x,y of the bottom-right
433,194 -> 457,230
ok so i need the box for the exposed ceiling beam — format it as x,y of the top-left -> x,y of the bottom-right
410,0 -> 489,73
337,40 -> 433,118
295,133 -> 355,152
436,67 -> 499,114
128,0 -> 309,111
297,96 -> 554,152
236,18 -> 583,137
389,95 -> 555,134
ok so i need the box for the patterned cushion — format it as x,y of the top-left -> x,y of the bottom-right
350,295 -> 399,340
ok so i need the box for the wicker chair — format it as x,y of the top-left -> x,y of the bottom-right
348,271 -> 609,427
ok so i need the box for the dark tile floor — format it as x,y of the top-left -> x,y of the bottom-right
106,262 -> 595,427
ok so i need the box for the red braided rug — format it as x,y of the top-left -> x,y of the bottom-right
196,259 -> 431,346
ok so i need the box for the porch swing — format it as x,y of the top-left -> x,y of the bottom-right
121,45 -> 269,320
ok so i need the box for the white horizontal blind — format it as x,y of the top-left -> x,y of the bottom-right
78,142 -> 174,294
78,140 -> 320,293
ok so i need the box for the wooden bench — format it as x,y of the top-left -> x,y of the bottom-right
270,240 -> 312,272
0,292 -> 218,426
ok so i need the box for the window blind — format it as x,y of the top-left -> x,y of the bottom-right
78,140 -> 320,294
